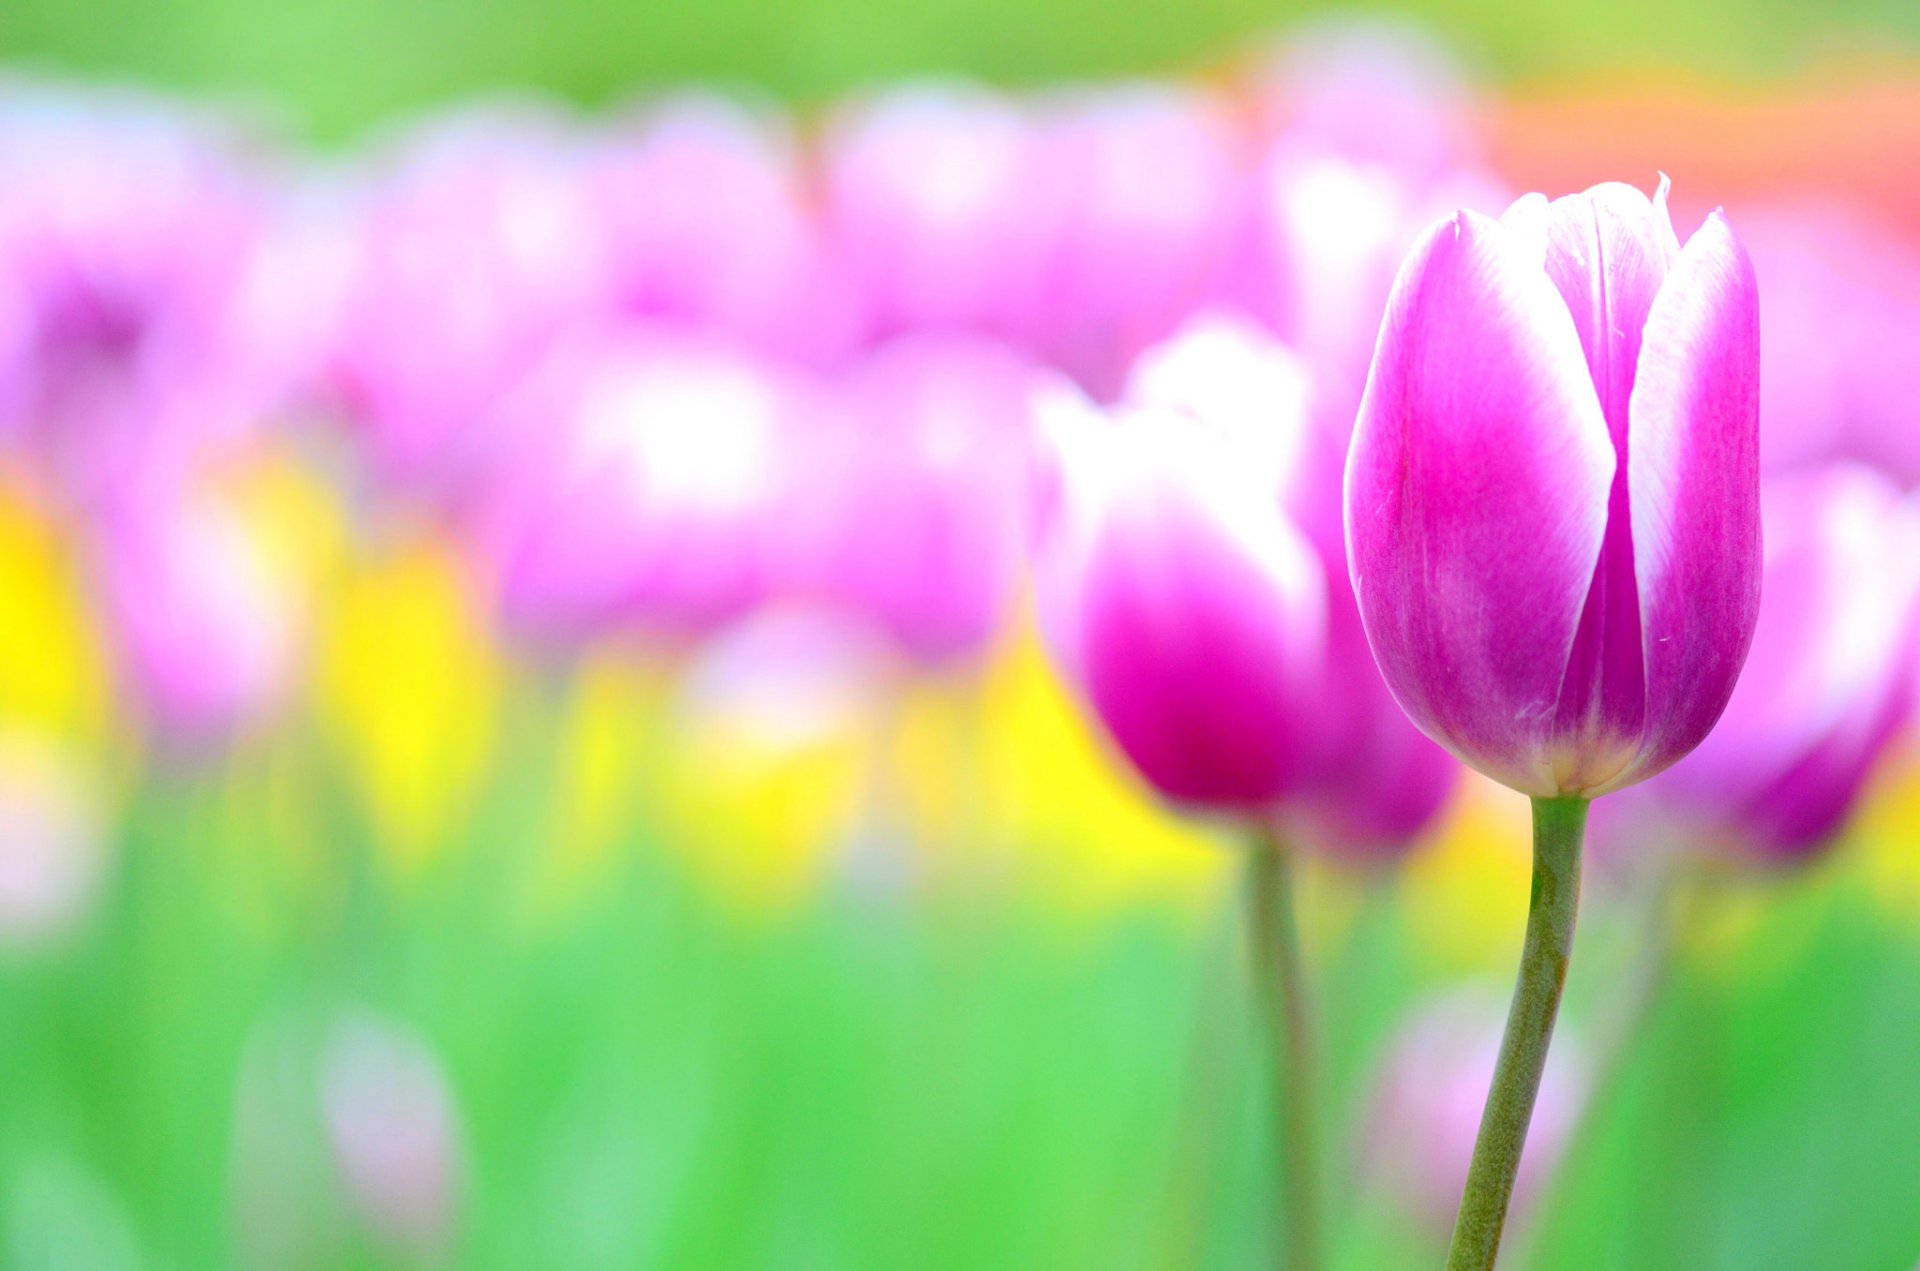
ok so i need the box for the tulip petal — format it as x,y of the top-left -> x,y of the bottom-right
1347,211 -> 1615,795
1623,209 -> 1762,788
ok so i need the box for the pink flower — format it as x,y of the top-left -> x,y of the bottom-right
91,461 -> 302,748
822,82 -> 1050,346
1020,86 -> 1253,399
329,109 -> 612,490
475,330 -> 807,646
1612,465 -> 1920,862
779,335 -> 1044,667
1098,315 -> 1456,851
1738,201 -> 1920,485
0,84 -> 306,484
319,1012 -> 464,1263
1248,19 -> 1482,183
1346,179 -> 1762,798
1034,374 -> 1327,812
591,96 -> 852,366
1225,144 -> 1508,409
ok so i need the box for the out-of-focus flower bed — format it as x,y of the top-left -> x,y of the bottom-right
2,21 -> 1920,1268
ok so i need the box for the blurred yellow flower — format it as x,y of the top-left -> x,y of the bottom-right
0,472 -> 111,748
317,531 -> 502,876
1401,773 -> 1534,975
962,623 -> 1228,919
651,613 -> 881,917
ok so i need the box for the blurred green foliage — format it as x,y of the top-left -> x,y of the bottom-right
2,0 -> 1919,142
2,738 -> 1918,1267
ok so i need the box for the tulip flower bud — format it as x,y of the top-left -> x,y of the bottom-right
1612,465 -> 1920,862
1122,315 -> 1457,852
93,463 -> 302,748
1033,381 -> 1328,813
779,335 -> 1042,667
476,331 -> 805,646
231,1008 -> 464,1269
1346,178 -> 1761,799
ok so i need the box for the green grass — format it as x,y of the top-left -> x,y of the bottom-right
3,739 -> 1918,1267
2,0 -> 1919,143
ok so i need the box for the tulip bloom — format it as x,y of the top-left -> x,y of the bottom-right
0,86 -> 308,486
822,83 -> 1049,346
330,111 -> 612,489
780,335 -> 1042,667
1034,381 -> 1328,812
93,462 -> 303,748
1614,465 -> 1920,863
1347,179 -> 1761,799
1119,314 -> 1457,853
591,97 -> 852,366
475,331 -> 804,646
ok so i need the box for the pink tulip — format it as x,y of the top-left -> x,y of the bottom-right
591,96 -> 852,366
1739,201 -> 1920,485
779,335 -> 1043,667
1020,86 -> 1253,400
475,330 -> 807,646
1115,315 -> 1457,852
1363,988 -> 1588,1236
1034,376 -> 1328,812
822,82 -> 1050,346
329,109 -> 612,490
0,84 -> 303,483
1612,465 -> 1920,862
231,1008 -> 464,1268
1346,179 -> 1762,799
1249,20 -> 1482,182
92,461 -> 302,748
319,1012 -> 464,1262
1225,144 -> 1508,408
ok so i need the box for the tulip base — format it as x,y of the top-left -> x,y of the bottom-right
1445,795 -> 1587,1271
1244,825 -> 1321,1271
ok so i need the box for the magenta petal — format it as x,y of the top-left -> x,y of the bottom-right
1619,209 -> 1763,791
1346,211 -> 1614,796
1538,181 -> 1680,787
1042,405 -> 1327,812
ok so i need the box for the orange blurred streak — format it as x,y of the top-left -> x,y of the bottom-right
1486,63 -> 1920,238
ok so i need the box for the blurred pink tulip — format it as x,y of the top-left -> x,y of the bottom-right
319,1012 -> 464,1263
1226,144 -> 1508,407
592,96 -> 853,366
822,82 -> 1050,345
1117,315 -> 1456,853
476,330 -> 807,645
1250,20 -> 1482,182
780,334 -> 1044,667
1610,465 -> 1920,863
1032,327 -> 1333,814
1363,988 -> 1588,1236
0,83 -> 310,484
1739,202 -> 1920,485
92,463 -> 302,748
232,1008 -> 464,1269
1021,86 -> 1254,399
330,109 -> 612,489
1347,179 -> 1762,799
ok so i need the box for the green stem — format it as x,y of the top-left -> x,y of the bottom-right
1244,824 -> 1321,1271
1445,796 -> 1587,1271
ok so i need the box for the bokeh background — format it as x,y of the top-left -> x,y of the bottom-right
3,2 -> 1920,1268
